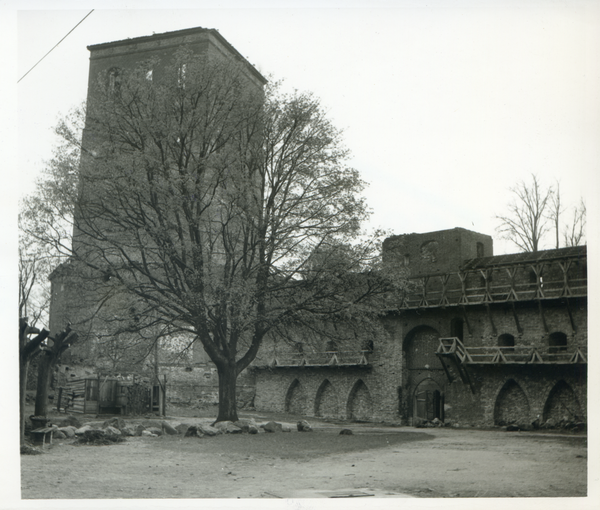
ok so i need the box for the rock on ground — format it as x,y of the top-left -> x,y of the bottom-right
120,426 -> 136,437
297,420 -> 312,432
214,421 -> 242,434
233,419 -> 258,433
105,426 -> 122,436
262,421 -> 283,433
53,430 -> 66,439
146,427 -> 163,436
58,415 -> 82,429
175,423 -> 190,435
161,421 -> 178,435
199,424 -> 221,436
58,427 -> 75,438
184,426 -> 205,438
102,417 -> 126,430
74,425 -> 94,435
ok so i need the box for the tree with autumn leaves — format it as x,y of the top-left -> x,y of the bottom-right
21,52 -> 404,422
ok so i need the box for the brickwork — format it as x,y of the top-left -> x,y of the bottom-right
314,379 -> 340,418
383,228 -> 493,277
254,228 -> 587,428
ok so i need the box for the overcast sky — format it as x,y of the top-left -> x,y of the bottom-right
12,1 -> 600,256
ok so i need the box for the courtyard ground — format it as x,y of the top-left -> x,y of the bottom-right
19,409 -> 588,500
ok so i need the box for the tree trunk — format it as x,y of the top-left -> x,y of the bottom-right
34,352 -> 54,417
19,358 -> 30,445
215,363 -> 239,423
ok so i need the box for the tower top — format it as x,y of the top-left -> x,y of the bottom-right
87,26 -> 267,85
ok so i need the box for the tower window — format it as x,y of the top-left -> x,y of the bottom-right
178,64 -> 187,88
420,240 -> 439,263
107,67 -> 122,95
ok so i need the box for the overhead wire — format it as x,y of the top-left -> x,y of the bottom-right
18,9 -> 95,84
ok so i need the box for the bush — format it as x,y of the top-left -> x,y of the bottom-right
76,430 -> 126,446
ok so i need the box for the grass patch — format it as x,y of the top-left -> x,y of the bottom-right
152,429 -> 433,460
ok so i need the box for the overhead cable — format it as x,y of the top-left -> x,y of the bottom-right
18,9 -> 95,84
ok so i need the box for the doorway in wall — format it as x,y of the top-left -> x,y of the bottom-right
414,378 -> 444,421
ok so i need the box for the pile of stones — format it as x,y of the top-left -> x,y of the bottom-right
45,415 -> 315,441
413,417 -> 446,428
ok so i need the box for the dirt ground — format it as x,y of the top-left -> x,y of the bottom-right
20,410 -> 587,499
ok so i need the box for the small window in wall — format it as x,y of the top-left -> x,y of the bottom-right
178,63 -> 187,88
108,67 -> 121,94
497,333 -> 515,352
362,340 -> 374,353
403,254 -> 410,266
480,271 -> 492,288
325,340 -> 338,353
529,270 -> 543,287
420,241 -> 439,263
476,242 -> 485,258
548,332 -> 568,354
450,318 -> 464,341
295,342 -> 304,354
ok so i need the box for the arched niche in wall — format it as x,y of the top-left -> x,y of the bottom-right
497,333 -> 515,352
548,332 -> 568,354
493,379 -> 531,426
543,380 -> 582,423
450,318 -> 464,341
362,339 -> 374,353
314,379 -> 339,418
413,378 -> 444,422
284,378 -> 305,414
403,325 -> 442,371
346,379 -> 372,421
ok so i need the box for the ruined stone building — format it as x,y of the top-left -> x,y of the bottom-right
49,28 -> 587,427
252,228 -> 587,427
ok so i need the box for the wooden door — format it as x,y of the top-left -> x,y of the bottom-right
99,379 -> 117,407
414,380 -> 444,421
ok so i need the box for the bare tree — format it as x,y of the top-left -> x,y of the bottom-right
496,174 -> 553,252
18,318 -> 48,444
18,218 -> 54,327
548,181 -> 563,250
23,54 -> 403,422
33,326 -> 79,418
563,198 -> 586,247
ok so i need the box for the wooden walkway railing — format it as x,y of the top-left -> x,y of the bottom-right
397,256 -> 586,309
437,337 -> 587,365
268,350 -> 370,368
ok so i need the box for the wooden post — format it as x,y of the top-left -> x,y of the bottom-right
57,387 -> 63,413
161,374 -> 167,416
